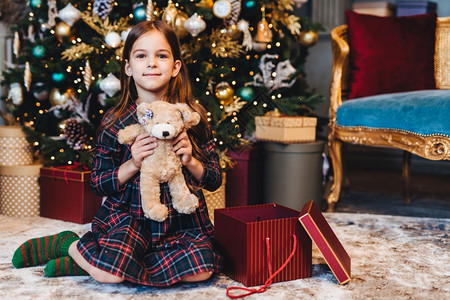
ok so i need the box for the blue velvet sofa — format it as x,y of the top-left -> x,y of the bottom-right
326,17 -> 450,211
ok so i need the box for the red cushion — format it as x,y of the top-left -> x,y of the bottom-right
346,11 -> 436,99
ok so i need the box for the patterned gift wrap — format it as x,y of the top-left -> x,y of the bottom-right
255,116 -> 317,144
0,164 -> 42,217
0,126 -> 33,166
203,175 -> 226,224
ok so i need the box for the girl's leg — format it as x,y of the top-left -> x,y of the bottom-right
68,240 -> 125,284
12,231 -> 79,268
180,271 -> 213,282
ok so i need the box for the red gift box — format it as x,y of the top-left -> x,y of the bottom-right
214,203 -> 312,287
226,146 -> 263,207
299,200 -> 351,284
40,166 -> 103,224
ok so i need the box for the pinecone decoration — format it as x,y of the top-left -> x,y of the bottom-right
63,118 -> 89,150
93,0 -> 114,19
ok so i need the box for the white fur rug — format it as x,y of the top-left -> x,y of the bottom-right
0,212 -> 448,299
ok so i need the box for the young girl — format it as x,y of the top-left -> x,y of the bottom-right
12,20 -> 223,286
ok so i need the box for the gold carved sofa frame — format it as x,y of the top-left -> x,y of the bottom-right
327,17 -> 450,211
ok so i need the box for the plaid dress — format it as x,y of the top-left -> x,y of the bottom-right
77,102 -> 223,286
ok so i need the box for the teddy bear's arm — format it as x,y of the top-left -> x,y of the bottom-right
118,124 -> 145,144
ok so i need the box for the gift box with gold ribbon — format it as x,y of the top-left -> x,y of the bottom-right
39,166 -> 103,224
255,116 -> 317,144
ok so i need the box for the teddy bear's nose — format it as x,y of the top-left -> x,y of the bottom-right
162,131 -> 170,137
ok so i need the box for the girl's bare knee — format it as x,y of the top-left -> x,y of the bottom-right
89,268 -> 125,284
181,271 -> 213,282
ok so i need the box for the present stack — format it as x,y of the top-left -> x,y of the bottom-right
0,126 -> 41,217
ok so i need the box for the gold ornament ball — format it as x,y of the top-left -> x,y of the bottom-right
215,82 -> 234,105
299,30 -> 319,47
55,21 -> 71,42
174,11 -> 189,39
162,0 -> 178,27
196,0 -> 214,9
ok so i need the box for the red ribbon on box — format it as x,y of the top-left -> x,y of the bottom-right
52,162 -> 89,184
226,234 -> 297,299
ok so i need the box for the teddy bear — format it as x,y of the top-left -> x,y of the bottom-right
118,101 -> 201,222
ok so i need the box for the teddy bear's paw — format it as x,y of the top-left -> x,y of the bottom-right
173,194 -> 199,214
145,203 -> 169,222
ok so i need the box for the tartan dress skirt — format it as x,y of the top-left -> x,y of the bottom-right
77,183 -> 223,286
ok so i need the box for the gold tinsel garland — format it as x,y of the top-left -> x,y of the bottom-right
62,43 -> 97,61
80,12 -> 130,37
281,15 -> 302,36
181,39 -> 203,64
266,0 -> 301,36
209,29 -> 243,58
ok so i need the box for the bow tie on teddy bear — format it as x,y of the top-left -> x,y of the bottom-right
118,101 -> 201,222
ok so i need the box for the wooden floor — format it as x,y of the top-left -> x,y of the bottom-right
331,146 -> 450,219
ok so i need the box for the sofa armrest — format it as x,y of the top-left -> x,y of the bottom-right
329,25 -> 349,129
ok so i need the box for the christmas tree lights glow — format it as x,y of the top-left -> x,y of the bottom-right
1,0 -> 324,167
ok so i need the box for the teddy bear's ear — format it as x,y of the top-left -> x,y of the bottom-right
176,103 -> 201,128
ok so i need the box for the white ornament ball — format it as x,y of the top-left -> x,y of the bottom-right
213,0 -> 232,19
184,13 -> 206,37
99,73 -> 120,97
105,32 -> 122,48
59,3 -> 81,26
8,83 -> 23,106
121,28 -> 132,41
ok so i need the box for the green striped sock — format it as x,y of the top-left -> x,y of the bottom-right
12,231 -> 79,268
44,256 -> 88,277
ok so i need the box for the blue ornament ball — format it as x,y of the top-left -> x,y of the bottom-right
30,0 -> 42,9
51,72 -> 66,84
32,45 -> 46,58
244,0 -> 257,10
237,86 -> 255,102
133,5 -> 146,22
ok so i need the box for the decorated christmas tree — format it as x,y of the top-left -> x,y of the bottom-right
1,0 -> 324,168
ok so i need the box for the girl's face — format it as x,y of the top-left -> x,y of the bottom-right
125,30 -> 181,103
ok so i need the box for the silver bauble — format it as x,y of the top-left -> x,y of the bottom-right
99,73 -> 120,97
59,3 -> 81,26
184,13 -> 206,37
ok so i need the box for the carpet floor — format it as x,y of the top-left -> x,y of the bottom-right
0,212 -> 448,300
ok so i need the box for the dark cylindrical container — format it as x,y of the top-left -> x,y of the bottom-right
262,141 -> 324,211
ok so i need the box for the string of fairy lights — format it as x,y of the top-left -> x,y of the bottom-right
5,0 -> 318,166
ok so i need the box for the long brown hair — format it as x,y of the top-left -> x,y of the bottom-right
101,20 -> 210,163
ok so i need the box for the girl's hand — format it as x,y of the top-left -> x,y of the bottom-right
172,129 -> 193,166
130,133 -> 158,169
